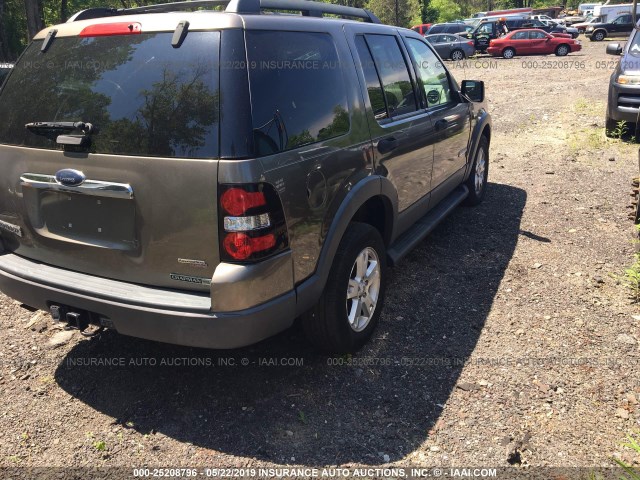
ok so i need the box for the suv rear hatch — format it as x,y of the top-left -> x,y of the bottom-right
0,20 -> 225,291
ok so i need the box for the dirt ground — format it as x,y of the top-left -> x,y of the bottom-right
1,38 -> 640,475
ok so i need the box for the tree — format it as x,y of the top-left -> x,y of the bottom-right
24,0 -> 43,41
366,0 -> 420,27
0,0 -> 9,60
431,0 -> 461,22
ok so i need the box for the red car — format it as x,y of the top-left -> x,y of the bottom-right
411,24 -> 432,35
487,29 -> 582,58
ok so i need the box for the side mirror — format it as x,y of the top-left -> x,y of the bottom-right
607,43 -> 623,55
461,80 -> 484,103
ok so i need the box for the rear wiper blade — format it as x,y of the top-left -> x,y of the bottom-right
25,121 -> 97,146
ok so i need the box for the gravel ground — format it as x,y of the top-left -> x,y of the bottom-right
1,39 -> 640,474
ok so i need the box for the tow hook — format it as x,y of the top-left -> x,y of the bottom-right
49,305 -> 105,337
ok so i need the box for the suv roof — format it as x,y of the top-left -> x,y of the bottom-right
69,0 -> 380,23
35,0 -> 382,40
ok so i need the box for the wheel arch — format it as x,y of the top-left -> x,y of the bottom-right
295,176 -> 398,316
464,112 -> 492,182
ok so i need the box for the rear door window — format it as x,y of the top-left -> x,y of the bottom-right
529,31 -> 547,39
354,36 -> 388,121
360,34 -> 418,118
0,32 -> 220,158
246,31 -> 349,156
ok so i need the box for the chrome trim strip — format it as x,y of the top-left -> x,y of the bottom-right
20,173 -> 134,199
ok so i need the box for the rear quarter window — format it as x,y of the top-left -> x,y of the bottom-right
246,31 -> 349,157
0,32 -> 220,158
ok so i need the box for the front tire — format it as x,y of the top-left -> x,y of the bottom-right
302,223 -> 387,353
591,30 -> 606,41
605,116 -> 617,137
463,136 -> 489,206
555,44 -> 570,56
502,47 -> 515,59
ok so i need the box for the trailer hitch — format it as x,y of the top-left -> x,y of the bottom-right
49,305 -> 105,337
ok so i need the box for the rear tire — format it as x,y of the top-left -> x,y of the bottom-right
502,47 -> 515,59
463,136 -> 489,206
555,44 -> 570,56
302,222 -> 387,353
451,49 -> 465,61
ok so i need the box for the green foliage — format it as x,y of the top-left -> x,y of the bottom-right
430,0 -> 461,22
624,226 -> 640,302
614,433 -> 640,480
609,120 -> 630,140
297,410 -> 307,424
93,440 -> 107,451
366,0 -> 420,26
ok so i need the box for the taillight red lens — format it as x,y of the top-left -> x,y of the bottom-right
79,22 -> 142,37
220,188 -> 267,216
223,232 -> 276,260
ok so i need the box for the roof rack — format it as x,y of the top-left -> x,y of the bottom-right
68,0 -> 381,23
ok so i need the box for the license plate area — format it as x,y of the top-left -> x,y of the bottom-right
29,190 -> 137,251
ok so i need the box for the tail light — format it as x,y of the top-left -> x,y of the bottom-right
467,41 -> 475,46
218,183 -> 288,262
79,22 -> 142,37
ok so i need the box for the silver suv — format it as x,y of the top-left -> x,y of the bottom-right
0,0 -> 491,352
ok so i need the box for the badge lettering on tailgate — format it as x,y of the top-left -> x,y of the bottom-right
0,220 -> 23,237
170,273 -> 212,286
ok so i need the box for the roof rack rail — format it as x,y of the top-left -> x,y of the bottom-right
68,0 -> 381,23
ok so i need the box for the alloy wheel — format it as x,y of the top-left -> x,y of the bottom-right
346,247 -> 381,332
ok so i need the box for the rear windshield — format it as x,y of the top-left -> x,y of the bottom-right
0,32 -> 220,158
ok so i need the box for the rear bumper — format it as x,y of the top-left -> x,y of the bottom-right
0,251 -> 296,349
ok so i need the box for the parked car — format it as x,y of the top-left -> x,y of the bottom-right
551,23 -> 580,38
585,14 -> 634,41
540,19 -> 580,37
470,16 -> 568,51
0,0 -> 491,353
487,29 -> 582,58
411,23 -> 432,35
605,32 -> 640,135
532,14 -> 565,25
425,33 -> 476,60
572,16 -> 602,32
0,64 -> 13,85
562,14 -> 587,25
427,22 -> 474,35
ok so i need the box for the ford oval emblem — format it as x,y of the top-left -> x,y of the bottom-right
55,169 -> 86,187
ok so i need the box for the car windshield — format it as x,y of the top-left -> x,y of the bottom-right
628,29 -> 640,58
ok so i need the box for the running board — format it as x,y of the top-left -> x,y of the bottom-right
387,185 -> 469,266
